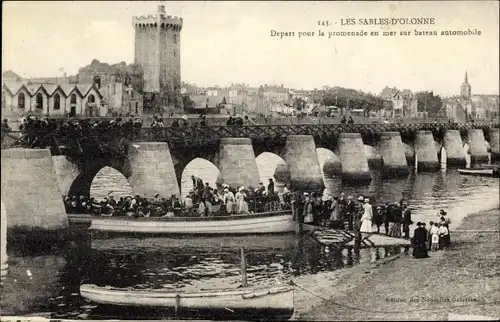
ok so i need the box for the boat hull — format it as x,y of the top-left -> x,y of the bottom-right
89,211 -> 295,235
458,169 -> 499,178
80,284 -> 294,321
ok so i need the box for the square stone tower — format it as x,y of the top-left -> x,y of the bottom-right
133,5 -> 183,110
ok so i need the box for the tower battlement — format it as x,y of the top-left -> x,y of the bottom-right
133,15 -> 183,29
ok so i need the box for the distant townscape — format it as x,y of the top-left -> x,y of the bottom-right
2,4 -> 498,123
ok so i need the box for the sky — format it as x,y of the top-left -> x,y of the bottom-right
2,1 -> 499,96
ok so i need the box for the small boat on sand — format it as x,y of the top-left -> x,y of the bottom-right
80,283 -> 294,321
89,210 -> 295,235
458,168 -> 500,178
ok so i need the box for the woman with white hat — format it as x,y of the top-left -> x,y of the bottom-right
360,198 -> 373,233
235,187 -> 246,213
223,188 -> 235,214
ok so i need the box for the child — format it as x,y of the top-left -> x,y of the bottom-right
430,222 -> 440,251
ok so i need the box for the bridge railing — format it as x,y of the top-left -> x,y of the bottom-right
2,122 -> 498,150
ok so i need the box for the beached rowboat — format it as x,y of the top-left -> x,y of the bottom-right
80,284 -> 294,320
458,168 -> 500,178
89,210 -> 295,235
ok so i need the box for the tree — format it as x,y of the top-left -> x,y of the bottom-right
182,94 -> 195,110
415,91 -> 443,117
293,97 -> 306,110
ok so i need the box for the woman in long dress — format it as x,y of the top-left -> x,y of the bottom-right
329,197 -> 339,228
360,198 -> 373,233
223,188 -> 235,214
235,187 -> 246,213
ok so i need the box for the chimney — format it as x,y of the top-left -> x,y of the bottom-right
281,84 -> 284,88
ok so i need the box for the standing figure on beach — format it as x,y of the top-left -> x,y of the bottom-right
389,202 -> 403,237
360,198 -> 373,233
345,195 -> 356,230
439,220 -> 450,249
402,205 -> 413,239
412,222 -> 429,258
438,209 -> 451,244
430,222 -> 440,251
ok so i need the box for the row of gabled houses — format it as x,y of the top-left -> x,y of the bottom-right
2,82 -> 104,117
2,70 -> 144,117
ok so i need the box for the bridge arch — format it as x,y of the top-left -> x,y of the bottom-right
180,158 -> 220,199
364,144 -> 383,169
68,164 -> 130,200
316,148 -> 341,178
255,152 -> 288,184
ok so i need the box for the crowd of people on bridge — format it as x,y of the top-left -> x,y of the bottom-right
2,116 -> 144,148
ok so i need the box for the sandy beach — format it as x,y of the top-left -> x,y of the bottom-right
292,208 -> 500,321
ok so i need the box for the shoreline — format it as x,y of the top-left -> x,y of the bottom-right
292,207 -> 500,321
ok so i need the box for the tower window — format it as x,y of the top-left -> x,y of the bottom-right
173,34 -> 178,43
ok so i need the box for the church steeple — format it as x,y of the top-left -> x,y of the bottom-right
460,70 -> 471,100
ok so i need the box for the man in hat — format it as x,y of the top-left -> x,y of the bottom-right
256,181 -> 266,196
267,178 -> 275,197
402,204 -> 413,239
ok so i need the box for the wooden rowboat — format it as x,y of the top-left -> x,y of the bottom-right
458,168 -> 500,178
89,210 -> 295,235
80,283 -> 294,320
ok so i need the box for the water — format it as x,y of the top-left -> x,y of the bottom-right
1,157 -> 498,318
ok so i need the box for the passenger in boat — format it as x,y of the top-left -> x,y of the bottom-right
360,198 -> 373,233
202,182 -> 213,201
256,181 -> 266,196
267,178 -> 275,197
223,188 -> 236,214
235,187 -> 246,213
402,204 -> 413,239
184,194 -> 194,211
412,222 -> 429,258
172,197 -> 182,216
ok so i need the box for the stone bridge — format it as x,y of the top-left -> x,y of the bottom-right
1,122 -> 499,233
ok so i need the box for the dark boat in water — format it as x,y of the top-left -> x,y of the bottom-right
458,166 -> 500,178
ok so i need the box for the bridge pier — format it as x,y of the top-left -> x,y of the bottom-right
125,142 -> 180,198
415,131 -> 440,172
52,155 -> 81,196
442,130 -> 466,167
490,128 -> 500,163
336,133 -> 371,183
282,135 -> 324,190
1,148 -> 68,253
467,129 -> 489,165
377,132 -> 409,177
217,138 -> 261,189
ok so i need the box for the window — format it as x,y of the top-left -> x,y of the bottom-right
36,93 -> 43,110
173,34 -> 178,43
71,94 -> 77,104
54,93 -> 61,110
88,94 -> 95,103
18,92 -> 25,109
